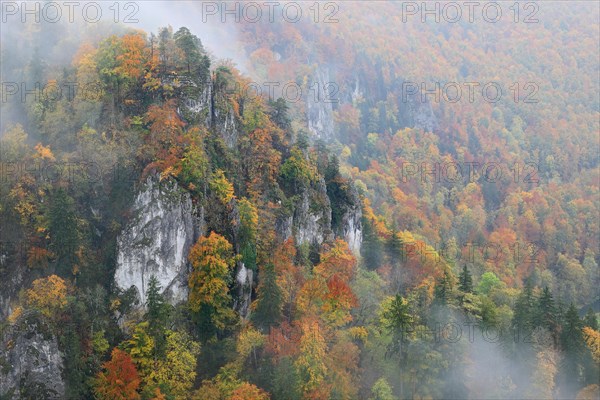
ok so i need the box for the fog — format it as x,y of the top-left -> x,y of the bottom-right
0,2 -> 598,399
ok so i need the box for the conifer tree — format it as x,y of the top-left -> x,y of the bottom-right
458,265 -> 473,294
253,263 -> 283,330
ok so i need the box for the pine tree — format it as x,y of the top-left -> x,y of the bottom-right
535,286 -> 557,334
561,303 -> 584,353
174,27 -> 201,73
268,98 -> 291,131
48,188 -> 79,276
583,308 -> 598,330
434,269 -> 455,305
559,303 -> 586,394
146,276 -> 170,358
458,265 -> 473,294
253,263 -> 283,330
386,228 -> 404,267
362,218 -> 383,270
511,281 -> 535,341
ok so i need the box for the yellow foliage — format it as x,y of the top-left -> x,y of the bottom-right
582,327 -> 600,363
25,275 -> 67,318
347,326 -> 369,344
210,169 -> 235,204
7,306 -> 23,324
237,326 -> 265,363
147,330 -> 200,400
294,319 -> 329,397
33,143 -> 56,161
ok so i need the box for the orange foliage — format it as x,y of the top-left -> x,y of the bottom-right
116,33 -> 147,80
229,383 -> 270,400
94,348 -> 141,400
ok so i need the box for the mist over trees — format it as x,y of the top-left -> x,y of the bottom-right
1,2 -> 599,399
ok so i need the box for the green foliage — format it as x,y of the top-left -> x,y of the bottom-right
380,295 -> 413,341
179,137 -> 209,194
237,198 -> 258,270
146,276 -> 171,358
386,228 -> 404,267
279,147 -> 316,195
47,188 -> 79,275
370,378 -> 397,400
362,217 -> 383,270
434,268 -> 456,305
252,263 -> 283,330
477,272 -> 503,295
174,26 -> 209,78
188,232 -> 238,339
458,265 -> 473,294
209,169 -> 235,205
147,330 -> 201,399
268,98 -> 291,131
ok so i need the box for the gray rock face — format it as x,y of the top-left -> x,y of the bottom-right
0,315 -> 65,400
293,178 -> 333,247
234,262 -> 254,319
307,67 -> 335,140
212,102 -> 238,147
275,177 -> 363,254
176,74 -> 239,148
340,198 -> 363,254
411,97 -> 438,132
0,259 -> 24,320
178,77 -> 212,127
114,176 -> 201,306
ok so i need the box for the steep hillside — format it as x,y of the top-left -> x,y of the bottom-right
0,3 -> 599,399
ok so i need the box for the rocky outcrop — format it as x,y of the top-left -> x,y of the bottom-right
0,314 -> 65,399
0,255 -> 25,320
306,67 -> 335,141
409,96 -> 438,132
114,176 -> 202,306
274,176 -> 363,254
212,101 -> 238,147
294,177 -> 333,247
178,76 -> 212,127
234,262 -> 253,319
340,193 -> 363,254
175,73 -> 239,148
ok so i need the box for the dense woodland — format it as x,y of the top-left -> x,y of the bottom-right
0,2 -> 599,400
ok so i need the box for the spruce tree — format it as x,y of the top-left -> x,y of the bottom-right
268,98 -> 291,131
362,218 -> 383,270
458,265 -> 473,294
48,188 -> 79,276
386,228 -> 404,267
146,275 -> 170,357
253,263 -> 283,330
559,303 -> 586,394
511,281 -> 535,339
535,286 -> 556,333
583,308 -> 598,330
434,269 -> 455,305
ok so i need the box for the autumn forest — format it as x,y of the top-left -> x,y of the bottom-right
0,2 -> 599,400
